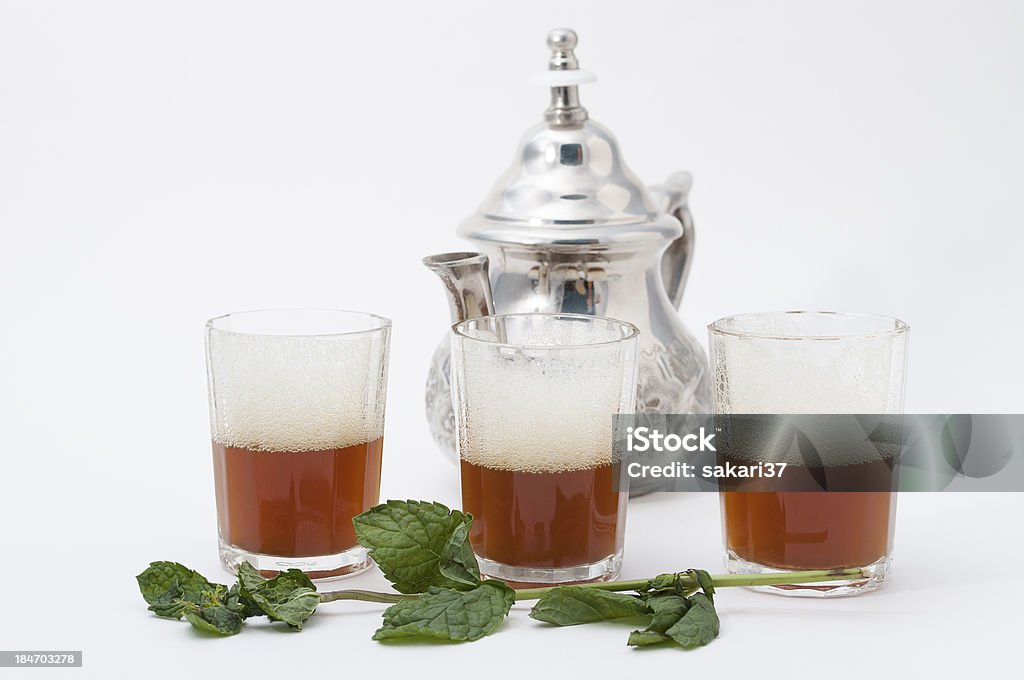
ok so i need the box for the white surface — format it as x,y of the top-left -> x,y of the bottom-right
1,0 -> 1022,677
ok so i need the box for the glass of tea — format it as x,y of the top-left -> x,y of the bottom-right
709,311 -> 909,596
450,313 -> 640,585
205,309 -> 391,580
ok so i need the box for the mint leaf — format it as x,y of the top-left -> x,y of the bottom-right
529,586 -> 650,626
237,563 -> 319,630
146,584 -> 193,619
438,518 -> 481,588
237,561 -> 267,593
639,573 -> 680,595
628,592 -> 719,649
235,561 -> 270,616
664,593 -> 719,649
136,561 -> 225,609
627,629 -> 670,646
373,581 -> 514,642
687,569 -> 715,602
137,561 -> 234,623
627,595 -> 690,647
353,500 -> 481,593
251,573 -> 319,630
136,561 -> 246,635
646,594 -> 691,633
637,571 -> 712,599
225,582 -> 262,619
183,606 -> 244,636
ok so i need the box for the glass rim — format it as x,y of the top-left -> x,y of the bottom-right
708,310 -> 909,341
452,312 -> 640,351
206,308 -> 392,338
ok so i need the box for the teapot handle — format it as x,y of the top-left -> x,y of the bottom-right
648,171 -> 695,309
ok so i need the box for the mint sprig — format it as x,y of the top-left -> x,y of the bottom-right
137,561 -> 225,614
136,561 -> 318,635
138,499 -> 867,647
527,569 -> 721,649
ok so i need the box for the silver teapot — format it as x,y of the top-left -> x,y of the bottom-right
425,29 -> 712,489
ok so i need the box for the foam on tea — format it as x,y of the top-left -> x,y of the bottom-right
713,312 -> 907,417
206,330 -> 388,452
454,320 -> 636,473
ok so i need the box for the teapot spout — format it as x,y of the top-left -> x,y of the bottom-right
423,252 -> 496,324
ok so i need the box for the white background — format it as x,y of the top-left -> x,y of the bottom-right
1,0 -> 1022,677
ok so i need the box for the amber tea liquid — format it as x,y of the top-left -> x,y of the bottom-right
722,455 -> 896,570
460,459 -> 626,570
213,437 -> 383,577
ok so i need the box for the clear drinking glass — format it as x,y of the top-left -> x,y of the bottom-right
708,311 -> 909,596
205,309 -> 391,580
451,313 -> 640,585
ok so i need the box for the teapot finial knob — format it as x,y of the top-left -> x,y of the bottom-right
547,28 -> 579,69
538,28 -> 592,127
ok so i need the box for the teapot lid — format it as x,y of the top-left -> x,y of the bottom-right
458,28 -> 683,249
